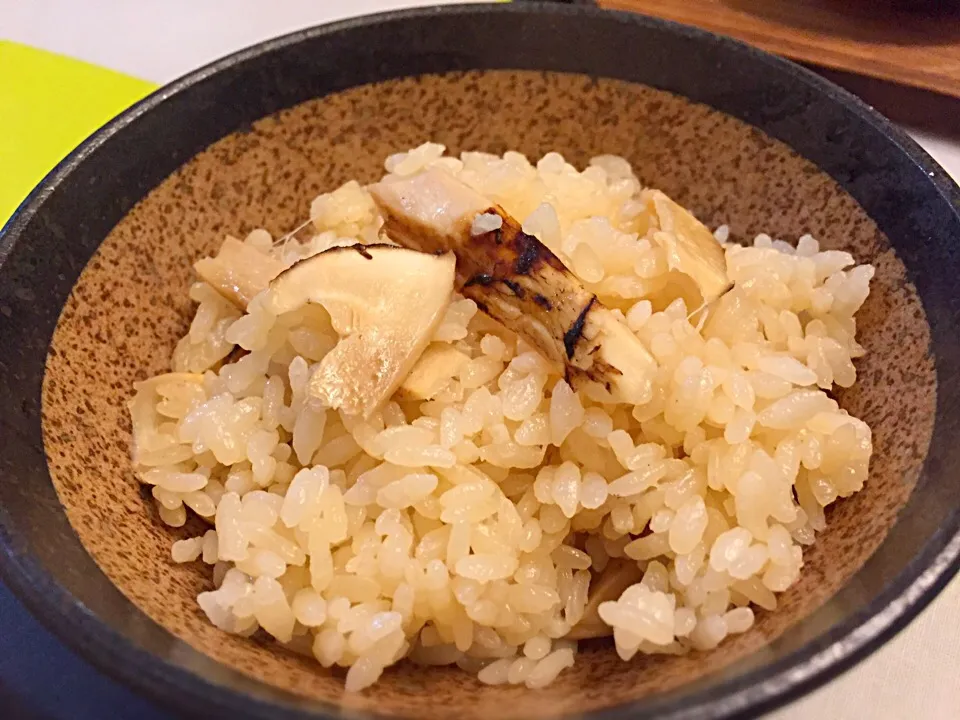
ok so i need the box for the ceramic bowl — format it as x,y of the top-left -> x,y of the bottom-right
1,4 -> 958,719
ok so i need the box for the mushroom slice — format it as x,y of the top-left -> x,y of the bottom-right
194,237 -> 286,309
646,190 -> 731,304
397,344 -> 471,401
128,373 -> 205,466
369,170 -> 657,405
567,560 -> 644,640
264,244 -> 456,417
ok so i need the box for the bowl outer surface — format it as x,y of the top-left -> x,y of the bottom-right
1,4 -> 959,720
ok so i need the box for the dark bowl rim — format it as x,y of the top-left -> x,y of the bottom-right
1,3 -> 959,720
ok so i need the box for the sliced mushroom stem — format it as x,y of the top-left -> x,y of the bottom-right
567,559 -> 644,640
265,243 -> 456,417
396,344 -> 471,401
194,237 -> 286,309
645,189 -> 732,305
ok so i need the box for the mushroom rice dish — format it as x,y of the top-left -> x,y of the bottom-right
129,144 -> 875,691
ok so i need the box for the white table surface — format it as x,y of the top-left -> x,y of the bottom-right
3,2 -> 959,718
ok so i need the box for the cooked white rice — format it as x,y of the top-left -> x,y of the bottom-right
129,143 -> 874,692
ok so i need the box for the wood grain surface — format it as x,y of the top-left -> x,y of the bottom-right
599,0 -> 960,97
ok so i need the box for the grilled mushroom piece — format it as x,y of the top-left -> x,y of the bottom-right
369,170 -> 658,405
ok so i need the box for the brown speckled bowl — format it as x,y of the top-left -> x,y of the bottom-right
1,4 -> 959,720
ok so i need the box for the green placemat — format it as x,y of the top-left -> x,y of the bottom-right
0,42 -> 157,224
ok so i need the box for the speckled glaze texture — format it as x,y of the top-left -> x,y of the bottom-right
40,71 -> 934,718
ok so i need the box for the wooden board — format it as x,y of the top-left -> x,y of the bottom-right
599,0 -> 960,98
